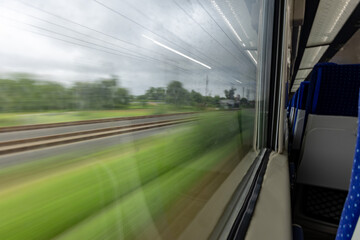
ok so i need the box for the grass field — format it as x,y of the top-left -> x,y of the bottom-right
0,103 -> 199,127
0,110 -> 254,240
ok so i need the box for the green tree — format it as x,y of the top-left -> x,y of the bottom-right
224,87 -> 236,100
190,90 -> 203,105
0,74 -> 130,112
0,76 -> 71,112
213,95 -> 221,106
136,95 -> 147,101
240,97 -> 249,107
98,77 -> 118,109
114,88 -> 130,106
145,87 -> 166,100
165,81 -> 189,106
72,76 -> 129,110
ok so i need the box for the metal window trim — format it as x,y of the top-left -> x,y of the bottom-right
254,0 -> 276,150
266,0 -> 287,151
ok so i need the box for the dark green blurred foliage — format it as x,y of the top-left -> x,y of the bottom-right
190,90 -> 203,105
0,75 -> 130,112
0,76 -> 245,113
0,75 -> 70,112
164,81 -> 223,108
165,80 -> 190,106
145,87 -> 166,101
224,87 -> 236,100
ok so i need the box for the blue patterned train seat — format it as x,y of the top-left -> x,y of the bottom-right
336,90 -> 360,240
297,63 -> 360,191
292,81 -> 310,150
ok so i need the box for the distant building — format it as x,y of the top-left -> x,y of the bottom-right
219,99 -> 240,109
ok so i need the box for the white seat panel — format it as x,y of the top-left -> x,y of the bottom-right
292,109 -> 306,150
297,114 -> 357,190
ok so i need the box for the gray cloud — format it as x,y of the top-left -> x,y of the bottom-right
0,0 -> 260,99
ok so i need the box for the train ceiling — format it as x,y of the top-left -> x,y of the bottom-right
290,0 -> 360,92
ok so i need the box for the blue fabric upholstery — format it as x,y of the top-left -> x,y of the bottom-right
286,81 -> 289,107
293,224 -> 304,240
307,63 -> 360,117
298,81 -> 310,110
305,63 -> 338,115
292,91 -> 298,108
336,90 -> 360,240
290,91 -> 299,127
286,100 -> 291,117
292,82 -> 310,135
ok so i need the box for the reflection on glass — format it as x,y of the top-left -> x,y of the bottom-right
0,0 -> 263,239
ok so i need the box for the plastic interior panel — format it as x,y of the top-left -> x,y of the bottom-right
352,216 -> 360,240
293,109 -> 306,150
297,114 -> 357,190
290,107 -> 296,127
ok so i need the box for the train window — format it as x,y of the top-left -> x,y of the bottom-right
0,0 -> 271,239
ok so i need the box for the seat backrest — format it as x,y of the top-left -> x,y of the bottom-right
304,63 -> 338,117
336,91 -> 360,239
289,90 -> 299,128
297,63 -> 360,190
292,81 -> 310,150
307,63 -> 360,117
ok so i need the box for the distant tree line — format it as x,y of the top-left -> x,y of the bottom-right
0,76 -> 251,112
137,81 -> 222,107
0,75 -> 130,112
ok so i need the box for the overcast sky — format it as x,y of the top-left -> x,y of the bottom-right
0,0 -> 260,98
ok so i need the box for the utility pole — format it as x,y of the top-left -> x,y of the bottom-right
205,75 -> 209,97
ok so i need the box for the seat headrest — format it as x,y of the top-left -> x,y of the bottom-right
297,81 -> 310,110
306,63 -> 360,116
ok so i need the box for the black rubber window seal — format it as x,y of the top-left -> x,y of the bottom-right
227,148 -> 271,240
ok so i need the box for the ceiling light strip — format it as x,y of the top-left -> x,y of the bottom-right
142,34 -> 211,69
307,0 -> 359,46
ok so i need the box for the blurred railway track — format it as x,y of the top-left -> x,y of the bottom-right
0,112 -> 197,133
0,116 -> 197,155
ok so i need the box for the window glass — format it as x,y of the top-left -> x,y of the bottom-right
0,0 -> 268,239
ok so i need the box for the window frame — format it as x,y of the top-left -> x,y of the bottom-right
210,0 -> 288,237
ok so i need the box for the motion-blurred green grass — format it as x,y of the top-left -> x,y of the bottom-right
0,110 -> 254,240
0,110 -> 151,127
55,137 -> 239,240
0,102 -> 251,127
